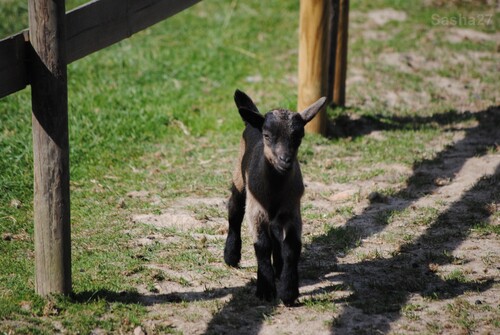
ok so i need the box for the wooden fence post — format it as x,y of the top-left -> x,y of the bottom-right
298,0 -> 330,135
29,0 -> 72,296
332,0 -> 349,107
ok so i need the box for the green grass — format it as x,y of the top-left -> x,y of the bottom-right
446,299 -> 477,334
302,293 -> 338,313
317,225 -> 361,254
1,0 -> 499,333
401,303 -> 422,321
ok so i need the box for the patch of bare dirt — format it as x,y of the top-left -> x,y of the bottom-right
362,30 -> 392,41
429,75 -> 471,97
445,27 -> 500,44
379,52 -> 441,73
367,9 -> 408,26
346,68 -> 366,86
350,8 -> 407,43
382,90 -> 433,110
132,197 -> 227,232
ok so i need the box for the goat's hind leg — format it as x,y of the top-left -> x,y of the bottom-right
224,184 -> 245,267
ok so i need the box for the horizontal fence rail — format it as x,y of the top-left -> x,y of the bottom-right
0,31 -> 28,98
0,0 -> 202,99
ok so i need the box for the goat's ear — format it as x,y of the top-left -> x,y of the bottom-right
238,107 -> 265,130
234,89 -> 260,114
299,97 -> 327,124
234,89 -> 264,129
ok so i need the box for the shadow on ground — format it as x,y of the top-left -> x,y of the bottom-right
320,165 -> 498,333
74,282 -> 276,335
327,107 -> 482,140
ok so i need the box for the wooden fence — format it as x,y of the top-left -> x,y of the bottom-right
0,0 -> 348,296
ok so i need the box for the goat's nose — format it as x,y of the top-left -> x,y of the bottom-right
279,155 -> 292,164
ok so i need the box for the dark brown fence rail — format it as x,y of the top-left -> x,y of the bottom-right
0,31 -> 28,98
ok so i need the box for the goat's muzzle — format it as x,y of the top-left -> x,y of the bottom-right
276,155 -> 293,173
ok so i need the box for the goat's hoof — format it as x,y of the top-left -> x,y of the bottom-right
223,251 -> 240,267
281,298 -> 297,307
224,256 -> 240,268
279,289 -> 299,307
256,286 -> 276,302
224,236 -> 241,267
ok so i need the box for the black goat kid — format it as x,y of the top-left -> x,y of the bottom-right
224,89 -> 326,306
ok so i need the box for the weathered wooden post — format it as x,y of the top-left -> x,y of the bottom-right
298,0 -> 330,135
29,0 -> 72,296
332,0 -> 349,107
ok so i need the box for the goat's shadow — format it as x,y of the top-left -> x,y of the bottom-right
73,106 -> 499,335
73,279 -> 275,335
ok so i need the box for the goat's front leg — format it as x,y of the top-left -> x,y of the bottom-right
224,184 -> 245,267
270,223 -> 283,279
279,220 -> 302,306
254,225 -> 276,301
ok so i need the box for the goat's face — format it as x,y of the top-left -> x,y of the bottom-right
262,110 -> 305,173
234,89 -> 327,173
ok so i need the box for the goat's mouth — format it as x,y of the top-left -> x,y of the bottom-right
275,161 -> 292,173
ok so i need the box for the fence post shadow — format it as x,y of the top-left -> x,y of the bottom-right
72,285 -> 241,306
328,164 -> 498,333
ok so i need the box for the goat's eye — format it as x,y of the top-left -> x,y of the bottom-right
263,134 -> 271,141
